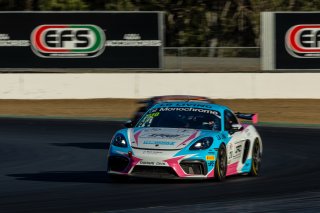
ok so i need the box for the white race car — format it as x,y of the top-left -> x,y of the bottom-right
107,101 -> 262,181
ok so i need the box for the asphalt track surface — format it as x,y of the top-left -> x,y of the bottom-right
0,118 -> 319,213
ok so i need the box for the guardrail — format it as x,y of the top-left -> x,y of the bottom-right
163,47 -> 260,72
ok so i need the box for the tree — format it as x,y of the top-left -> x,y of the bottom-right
3,0 -> 320,47
38,0 -> 88,10
0,0 -> 26,10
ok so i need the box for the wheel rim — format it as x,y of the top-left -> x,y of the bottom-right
218,147 -> 227,177
252,142 -> 261,174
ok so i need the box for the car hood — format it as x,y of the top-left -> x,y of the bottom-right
130,127 -> 213,150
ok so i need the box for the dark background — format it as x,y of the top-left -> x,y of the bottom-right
275,13 -> 320,69
0,12 -> 162,68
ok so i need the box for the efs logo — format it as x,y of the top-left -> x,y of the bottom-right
286,24 -> 320,58
31,25 -> 105,58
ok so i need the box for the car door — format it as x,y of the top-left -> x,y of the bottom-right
224,110 -> 246,166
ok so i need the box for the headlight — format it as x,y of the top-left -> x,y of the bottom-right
112,134 -> 128,147
189,137 -> 213,150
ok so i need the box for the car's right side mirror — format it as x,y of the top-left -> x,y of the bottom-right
231,124 -> 243,133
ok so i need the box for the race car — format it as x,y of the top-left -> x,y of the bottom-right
107,101 -> 262,181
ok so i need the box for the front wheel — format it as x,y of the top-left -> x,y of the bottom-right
249,139 -> 262,176
214,144 -> 227,181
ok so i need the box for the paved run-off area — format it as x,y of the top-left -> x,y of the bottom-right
0,99 -> 319,125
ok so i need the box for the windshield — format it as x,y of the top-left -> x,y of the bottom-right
136,107 -> 221,131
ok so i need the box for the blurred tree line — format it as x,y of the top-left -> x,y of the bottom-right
0,0 -> 320,47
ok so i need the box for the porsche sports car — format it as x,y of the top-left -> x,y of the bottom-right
107,101 -> 262,181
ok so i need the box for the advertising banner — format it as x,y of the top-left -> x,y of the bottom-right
0,12 -> 163,68
262,12 -> 320,70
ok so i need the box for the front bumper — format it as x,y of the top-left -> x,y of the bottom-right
107,154 -> 214,179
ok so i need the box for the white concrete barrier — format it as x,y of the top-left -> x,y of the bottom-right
0,73 -> 319,99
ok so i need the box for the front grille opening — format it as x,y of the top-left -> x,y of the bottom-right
132,166 -> 177,178
108,156 -> 129,172
180,160 -> 207,175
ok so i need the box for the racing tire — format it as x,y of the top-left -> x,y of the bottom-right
214,144 -> 227,181
249,139 -> 262,176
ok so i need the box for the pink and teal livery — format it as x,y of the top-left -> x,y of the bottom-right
107,101 -> 263,181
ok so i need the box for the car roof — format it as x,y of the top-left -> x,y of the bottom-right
140,95 -> 212,104
151,101 -> 230,113
152,95 -> 211,102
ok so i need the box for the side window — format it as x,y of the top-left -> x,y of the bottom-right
224,110 -> 239,131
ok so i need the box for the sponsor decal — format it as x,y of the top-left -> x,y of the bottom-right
147,112 -> 160,118
229,143 -> 233,150
140,161 -> 155,165
228,151 -> 233,159
31,24 -> 105,58
139,161 -> 166,166
139,128 -> 196,140
106,40 -> 161,47
158,103 -> 213,109
206,155 -> 215,161
286,24 -> 320,57
143,141 -> 175,146
106,33 -> 161,47
235,145 -> 242,154
156,162 -> 166,166
207,161 -> 215,167
158,107 -> 220,116
0,33 -> 29,46
142,150 -> 163,155
233,144 -> 242,159
147,134 -> 181,139
140,128 -> 162,132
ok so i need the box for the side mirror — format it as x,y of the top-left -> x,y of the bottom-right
231,124 -> 243,132
124,120 -> 134,128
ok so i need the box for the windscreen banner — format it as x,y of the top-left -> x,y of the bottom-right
0,12 -> 164,68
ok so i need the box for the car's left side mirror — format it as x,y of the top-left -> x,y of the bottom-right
124,120 -> 134,128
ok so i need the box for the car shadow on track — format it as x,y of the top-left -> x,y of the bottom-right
7,171 -> 211,184
51,142 -> 110,150
7,171 -> 112,183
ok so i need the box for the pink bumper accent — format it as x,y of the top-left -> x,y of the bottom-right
226,162 -> 238,176
206,168 -> 215,178
164,156 -> 191,177
122,155 -> 142,173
